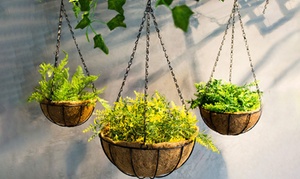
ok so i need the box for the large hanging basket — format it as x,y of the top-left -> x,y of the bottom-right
95,1 -> 199,178
40,99 -> 95,127
199,106 -> 262,135
100,130 -> 195,178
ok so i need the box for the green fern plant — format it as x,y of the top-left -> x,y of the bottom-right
188,78 -> 262,113
28,52 -> 107,106
84,91 -> 219,153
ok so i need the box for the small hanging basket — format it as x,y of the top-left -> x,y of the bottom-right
40,99 -> 95,127
199,107 -> 261,135
36,0 -> 97,127
99,128 -> 195,178
195,0 -> 262,135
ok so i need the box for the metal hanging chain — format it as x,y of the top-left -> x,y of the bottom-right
149,7 -> 187,109
144,1 -> 151,101
143,0 -> 152,145
236,1 -> 261,101
208,0 -> 261,99
116,0 -> 188,145
229,2 -> 237,83
116,0 -> 186,108
54,0 -> 64,68
54,0 -> 96,90
115,4 -> 148,102
263,0 -> 269,14
208,2 -> 236,82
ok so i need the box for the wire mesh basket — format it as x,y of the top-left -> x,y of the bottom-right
40,99 -> 95,127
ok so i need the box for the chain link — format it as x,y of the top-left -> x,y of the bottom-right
116,0 -> 188,144
116,4 -> 148,102
117,0 -> 186,109
263,0 -> 269,14
209,0 -> 261,101
150,9 -> 187,109
209,2 -> 235,82
229,1 -> 237,82
54,0 -> 95,91
236,2 -> 261,101
143,1 -> 152,144
62,2 -> 90,76
144,3 -> 151,100
54,0 -> 64,68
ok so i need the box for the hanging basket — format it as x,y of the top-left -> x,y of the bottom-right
36,0 -> 97,127
194,0 -> 263,135
199,106 -> 261,135
40,99 -> 95,127
99,128 -> 195,178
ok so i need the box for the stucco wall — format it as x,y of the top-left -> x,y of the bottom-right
0,0 -> 299,179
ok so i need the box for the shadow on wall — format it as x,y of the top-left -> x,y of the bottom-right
241,0 -> 300,35
0,0 -> 59,149
240,30 -> 300,89
65,140 -> 87,178
163,146 -> 228,179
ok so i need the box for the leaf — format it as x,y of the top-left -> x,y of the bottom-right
79,0 -> 91,11
188,79 -> 261,113
93,34 -> 109,54
107,14 -> 126,31
75,13 -> 91,29
155,0 -> 173,7
28,51 -> 104,103
171,5 -> 193,32
71,1 -> 81,18
108,0 -> 126,15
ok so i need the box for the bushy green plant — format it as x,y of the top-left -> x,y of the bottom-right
188,79 -> 262,113
84,91 -> 218,152
28,52 -> 106,105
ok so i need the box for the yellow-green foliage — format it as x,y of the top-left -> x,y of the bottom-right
84,91 -> 219,152
28,52 -> 105,105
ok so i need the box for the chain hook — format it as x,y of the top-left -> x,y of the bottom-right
145,0 -> 153,13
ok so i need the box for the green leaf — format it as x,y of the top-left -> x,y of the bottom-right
107,14 -> 126,31
75,13 -> 91,29
156,0 -> 173,7
188,79 -> 261,113
93,34 -> 109,54
28,50 -> 106,103
79,0 -> 91,11
108,0 -> 126,14
171,5 -> 193,32
71,1 -> 81,18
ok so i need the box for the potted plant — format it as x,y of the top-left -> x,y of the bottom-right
84,91 -> 218,178
28,52 -> 107,127
188,79 -> 262,135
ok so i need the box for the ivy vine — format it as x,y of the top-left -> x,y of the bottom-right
65,0 -> 225,54
68,0 -> 225,54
